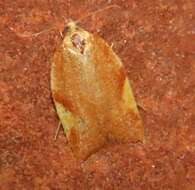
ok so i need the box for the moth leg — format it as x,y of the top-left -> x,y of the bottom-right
54,121 -> 62,141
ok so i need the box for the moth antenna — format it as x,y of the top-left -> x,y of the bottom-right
54,121 -> 62,141
9,4 -> 121,38
8,25 -> 57,38
74,4 -> 121,25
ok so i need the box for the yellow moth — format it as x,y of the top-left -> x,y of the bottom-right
51,22 -> 144,160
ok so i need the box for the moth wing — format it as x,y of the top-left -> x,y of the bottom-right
91,34 -> 145,143
51,42 -> 106,159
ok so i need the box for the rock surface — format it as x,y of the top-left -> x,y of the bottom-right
0,0 -> 195,189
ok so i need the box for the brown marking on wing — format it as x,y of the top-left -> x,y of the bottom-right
53,91 -> 76,114
116,66 -> 127,98
69,127 -> 80,147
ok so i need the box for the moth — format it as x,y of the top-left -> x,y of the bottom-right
51,22 -> 144,160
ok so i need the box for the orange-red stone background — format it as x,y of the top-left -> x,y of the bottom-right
1,0 -> 195,189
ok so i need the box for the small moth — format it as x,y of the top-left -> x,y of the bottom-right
51,22 -> 144,159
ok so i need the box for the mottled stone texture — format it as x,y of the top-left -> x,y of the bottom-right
0,0 -> 195,189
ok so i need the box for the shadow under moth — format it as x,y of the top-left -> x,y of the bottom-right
51,22 -> 145,160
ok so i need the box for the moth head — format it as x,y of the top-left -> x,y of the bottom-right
63,22 -> 91,55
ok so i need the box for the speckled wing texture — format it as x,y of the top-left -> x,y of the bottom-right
51,22 -> 144,160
